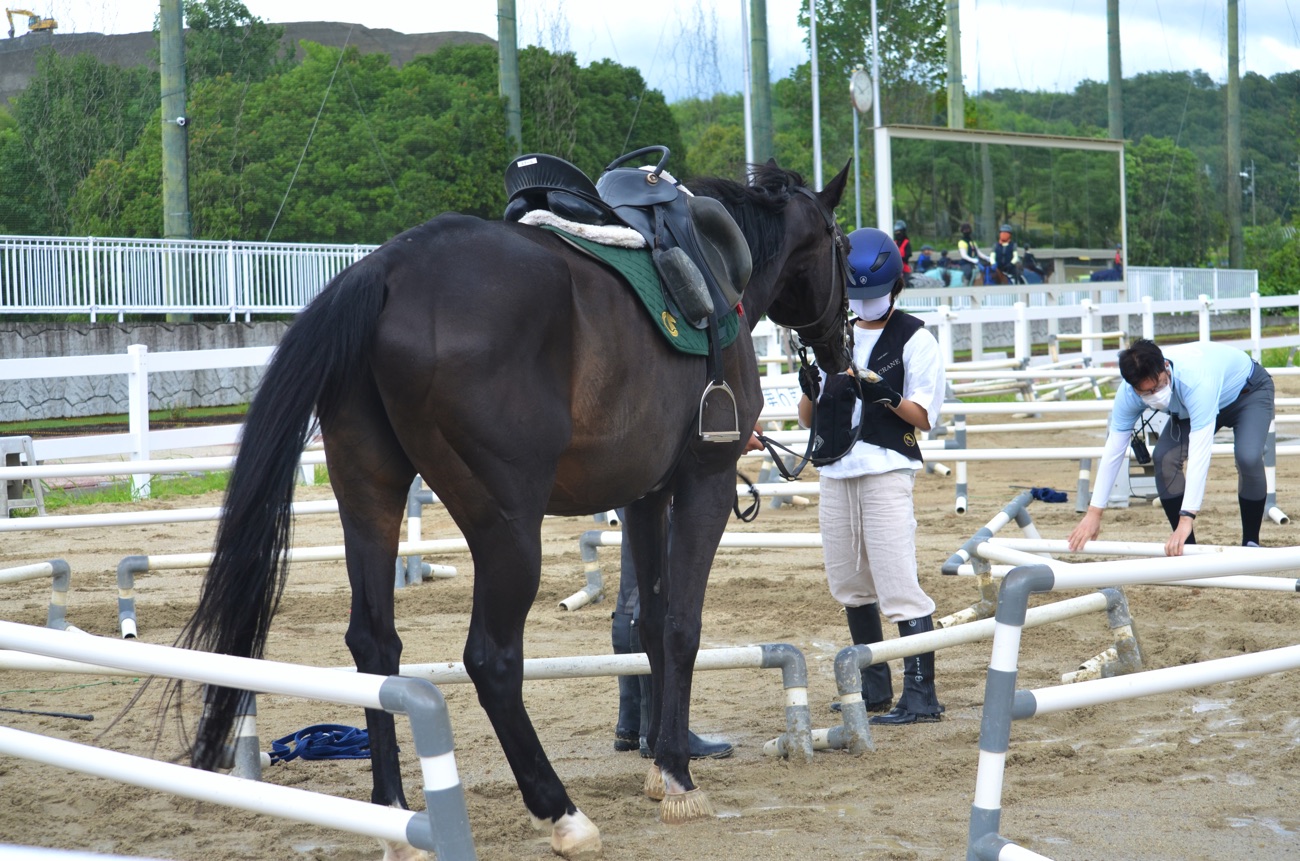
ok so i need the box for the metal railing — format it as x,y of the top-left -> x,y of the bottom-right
0,235 -> 375,320
0,234 -> 1268,321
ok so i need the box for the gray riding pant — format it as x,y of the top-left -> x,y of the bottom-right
1153,363 -> 1274,501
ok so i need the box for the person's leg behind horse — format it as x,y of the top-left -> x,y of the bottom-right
611,509 -> 642,751
819,474 -> 894,713
1219,365 -> 1275,545
1152,416 -> 1197,544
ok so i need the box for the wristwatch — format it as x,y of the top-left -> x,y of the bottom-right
1178,510 -> 1197,520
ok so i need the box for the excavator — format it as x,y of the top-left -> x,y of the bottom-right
6,8 -> 57,38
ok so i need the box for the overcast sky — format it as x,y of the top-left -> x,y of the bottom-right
38,1 -> 1300,102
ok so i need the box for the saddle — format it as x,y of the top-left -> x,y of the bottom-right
503,147 -> 753,442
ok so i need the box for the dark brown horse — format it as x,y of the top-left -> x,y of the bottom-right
178,160 -> 851,858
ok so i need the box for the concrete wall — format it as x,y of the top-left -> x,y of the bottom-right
0,322 -> 288,423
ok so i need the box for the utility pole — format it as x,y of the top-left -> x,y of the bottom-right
1226,0 -> 1243,267
749,0 -> 774,163
497,0 -> 521,156
1240,159 -> 1256,228
159,0 -> 191,323
1106,0 -> 1123,140
945,0 -> 963,129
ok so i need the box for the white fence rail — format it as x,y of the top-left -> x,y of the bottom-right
0,233 -> 1270,321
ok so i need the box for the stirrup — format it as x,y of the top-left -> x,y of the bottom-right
698,380 -> 740,442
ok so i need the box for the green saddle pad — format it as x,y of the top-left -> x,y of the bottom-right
544,227 -> 739,356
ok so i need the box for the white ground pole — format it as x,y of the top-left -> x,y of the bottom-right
562,528 -> 824,611
113,538 -> 467,638
967,551 -> 1300,861
0,452 -> 447,582
762,589 -> 1124,759
0,621 -> 475,861
0,560 -> 74,631
0,645 -> 818,769
938,491 -> 1040,627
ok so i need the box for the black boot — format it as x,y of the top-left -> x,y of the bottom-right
1159,495 -> 1196,544
870,616 -> 943,725
831,603 -> 893,713
1240,495 -> 1266,546
612,610 -> 641,751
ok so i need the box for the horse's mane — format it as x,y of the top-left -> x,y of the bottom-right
690,163 -> 808,271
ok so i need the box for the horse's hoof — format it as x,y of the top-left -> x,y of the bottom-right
643,763 -> 665,801
550,809 -> 602,859
658,787 -> 716,823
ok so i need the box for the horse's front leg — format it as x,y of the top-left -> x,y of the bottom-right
630,486 -> 724,823
462,518 -> 601,859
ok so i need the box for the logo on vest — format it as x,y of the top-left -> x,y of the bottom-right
903,432 -> 916,448
661,310 -> 679,337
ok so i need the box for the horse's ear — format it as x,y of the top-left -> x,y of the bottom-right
818,159 -> 852,211
766,157 -> 778,167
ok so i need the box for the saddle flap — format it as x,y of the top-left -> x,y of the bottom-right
685,195 -> 752,307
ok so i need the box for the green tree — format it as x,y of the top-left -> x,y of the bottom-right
182,0 -> 292,85
2,51 -> 157,234
1124,135 -> 1222,267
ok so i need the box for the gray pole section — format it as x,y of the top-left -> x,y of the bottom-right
945,0 -> 964,129
809,0 -> 822,189
159,0 -> 191,323
1106,0 -> 1123,140
497,0 -> 522,156
750,0 -> 774,163
1226,0 -> 1243,268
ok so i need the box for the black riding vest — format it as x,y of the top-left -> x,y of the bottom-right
860,311 -> 926,462
994,240 -> 1017,271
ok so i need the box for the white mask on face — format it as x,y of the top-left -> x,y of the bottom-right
850,295 -> 892,322
1139,380 -> 1172,411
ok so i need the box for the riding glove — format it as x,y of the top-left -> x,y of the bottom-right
858,378 -> 902,409
797,365 -> 821,402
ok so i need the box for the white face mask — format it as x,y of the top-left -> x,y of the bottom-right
850,295 -> 892,322
1139,381 -> 1172,411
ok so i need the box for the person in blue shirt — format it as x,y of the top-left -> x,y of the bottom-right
1068,339 -> 1275,556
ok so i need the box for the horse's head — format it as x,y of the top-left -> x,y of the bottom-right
755,161 -> 853,375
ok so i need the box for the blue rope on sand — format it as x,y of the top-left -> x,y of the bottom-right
268,724 -> 372,764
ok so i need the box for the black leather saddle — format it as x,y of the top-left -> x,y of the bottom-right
503,147 -> 752,442
503,148 -> 751,325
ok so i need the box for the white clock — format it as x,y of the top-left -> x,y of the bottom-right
850,68 -> 873,114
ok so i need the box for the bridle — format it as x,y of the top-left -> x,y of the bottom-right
751,186 -> 854,483
766,186 -> 852,370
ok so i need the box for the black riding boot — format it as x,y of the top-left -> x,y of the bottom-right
611,610 -> 640,751
1159,494 -> 1196,544
832,603 -> 893,713
1240,495 -> 1266,546
870,615 -> 943,725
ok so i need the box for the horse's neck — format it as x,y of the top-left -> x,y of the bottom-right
739,249 -> 791,328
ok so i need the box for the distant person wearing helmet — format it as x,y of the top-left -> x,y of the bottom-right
956,222 -> 990,285
992,223 -> 1021,283
796,227 -> 946,725
893,220 -> 912,274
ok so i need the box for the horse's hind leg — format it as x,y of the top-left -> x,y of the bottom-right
457,505 -> 601,858
321,395 -> 416,814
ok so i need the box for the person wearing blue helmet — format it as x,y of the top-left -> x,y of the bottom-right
797,226 -> 946,725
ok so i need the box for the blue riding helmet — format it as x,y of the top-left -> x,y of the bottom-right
845,227 -> 903,299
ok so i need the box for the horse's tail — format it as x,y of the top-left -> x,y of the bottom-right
179,259 -> 388,770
